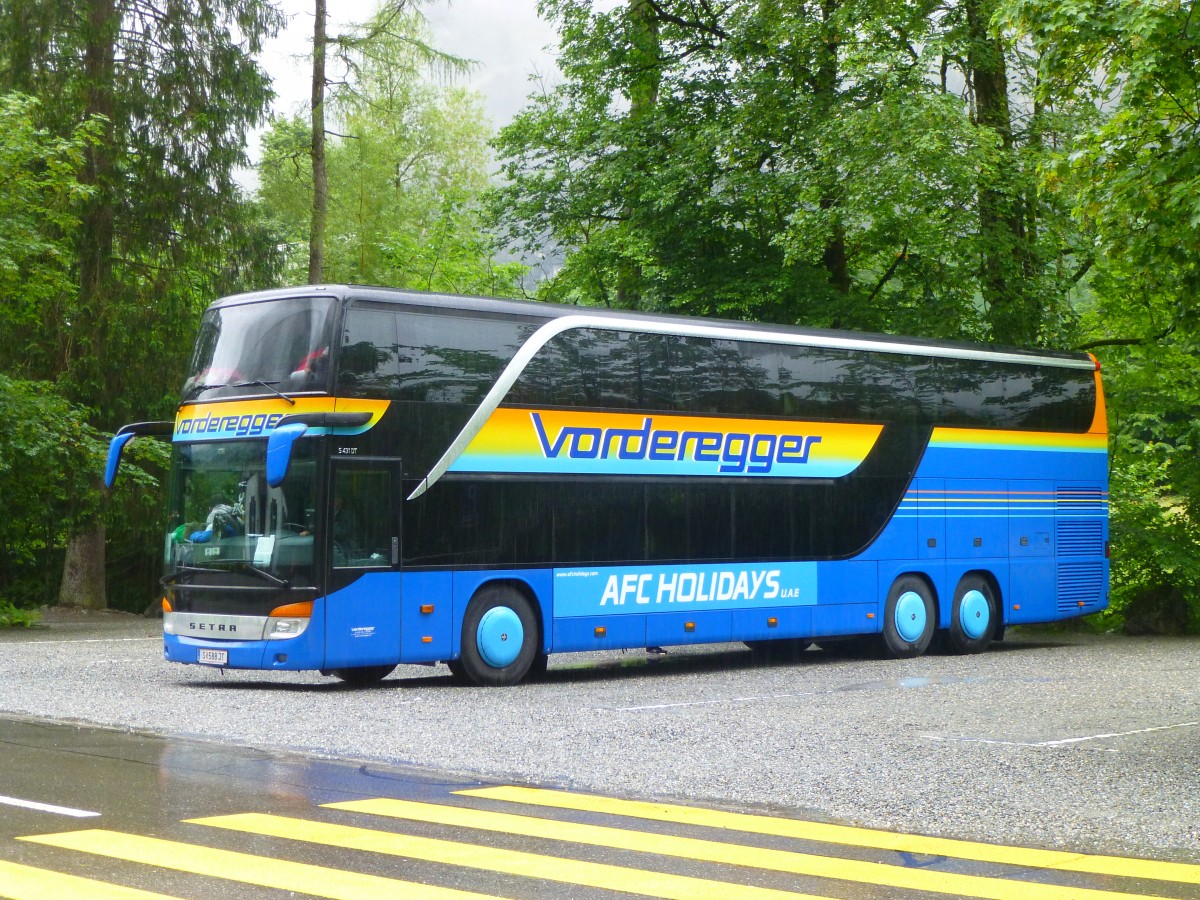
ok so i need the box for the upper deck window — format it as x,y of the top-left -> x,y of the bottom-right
182,296 -> 338,402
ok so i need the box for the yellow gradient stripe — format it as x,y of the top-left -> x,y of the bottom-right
189,812 -> 824,900
328,798 -> 1168,900
0,860 -> 180,900
18,830 -> 502,900
458,786 -> 1197,887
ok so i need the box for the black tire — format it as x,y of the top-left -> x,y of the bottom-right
459,585 -> 540,686
330,664 -> 396,685
445,659 -> 468,682
882,575 -> 936,658
946,575 -> 998,654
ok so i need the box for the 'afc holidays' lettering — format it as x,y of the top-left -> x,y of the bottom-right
531,412 -> 821,475
600,569 -> 784,606
177,411 -> 285,438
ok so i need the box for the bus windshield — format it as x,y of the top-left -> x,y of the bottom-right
166,440 -> 318,588
181,296 -> 337,401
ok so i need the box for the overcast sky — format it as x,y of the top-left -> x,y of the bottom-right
261,0 -> 561,132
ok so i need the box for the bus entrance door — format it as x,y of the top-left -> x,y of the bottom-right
323,458 -> 403,670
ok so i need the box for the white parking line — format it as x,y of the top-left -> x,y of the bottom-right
0,794 -> 100,817
609,692 -> 818,711
925,720 -> 1200,749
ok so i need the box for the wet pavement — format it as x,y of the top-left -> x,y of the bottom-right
3,716 -> 1200,899
2,610 -> 1200,897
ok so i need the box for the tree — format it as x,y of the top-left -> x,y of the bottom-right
493,0 -> 1096,348
0,0 -> 284,609
304,0 -> 470,284
494,2 -> 989,334
1003,0 -> 1200,630
260,7 -> 523,296
0,92 -> 97,379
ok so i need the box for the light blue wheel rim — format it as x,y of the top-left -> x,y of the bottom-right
959,589 -> 990,640
894,591 -> 927,643
477,606 -> 523,668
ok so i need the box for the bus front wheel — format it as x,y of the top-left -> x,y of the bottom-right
883,575 -> 936,658
947,575 -> 997,654
459,585 -> 540,686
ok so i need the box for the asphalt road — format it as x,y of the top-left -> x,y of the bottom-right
0,609 -> 1197,865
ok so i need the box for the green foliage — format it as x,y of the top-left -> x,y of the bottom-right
258,8 -> 523,297
0,376 -> 166,609
1001,0 -> 1200,629
492,0 -> 1088,345
0,92 -> 98,379
0,0 -> 283,608
0,599 -> 40,628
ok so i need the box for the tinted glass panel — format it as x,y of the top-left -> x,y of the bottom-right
392,312 -> 534,404
183,297 -> 337,401
511,326 -> 1094,431
167,440 -> 317,592
338,309 -> 400,396
332,468 -> 392,568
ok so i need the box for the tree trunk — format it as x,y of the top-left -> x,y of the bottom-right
59,0 -> 119,610
816,0 -> 850,296
59,525 -> 106,609
615,0 -> 661,310
966,0 -> 1037,346
309,0 -> 328,284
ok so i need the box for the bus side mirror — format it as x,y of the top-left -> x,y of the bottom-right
104,421 -> 174,488
266,423 -> 309,487
105,433 -> 137,489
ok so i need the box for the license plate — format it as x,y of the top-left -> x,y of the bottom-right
197,649 -> 228,666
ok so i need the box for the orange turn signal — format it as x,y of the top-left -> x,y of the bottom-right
269,601 -> 314,618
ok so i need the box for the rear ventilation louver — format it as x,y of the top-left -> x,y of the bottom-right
1055,486 -> 1106,613
1057,562 -> 1105,613
1057,521 -> 1103,556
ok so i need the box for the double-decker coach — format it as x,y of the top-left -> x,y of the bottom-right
108,285 -> 1108,685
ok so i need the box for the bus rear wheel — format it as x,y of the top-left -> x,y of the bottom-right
459,585 -> 540,686
883,575 -> 935,658
947,575 -> 997,654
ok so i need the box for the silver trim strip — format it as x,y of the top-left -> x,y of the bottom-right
407,314 -> 1094,499
164,612 -> 270,641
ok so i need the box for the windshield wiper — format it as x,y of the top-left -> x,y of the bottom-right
232,561 -> 289,588
183,382 -> 228,401
225,380 -> 296,405
161,562 -> 289,589
161,566 -> 215,586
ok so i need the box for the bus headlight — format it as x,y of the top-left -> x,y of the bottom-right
267,600 -> 313,640
267,617 -> 309,639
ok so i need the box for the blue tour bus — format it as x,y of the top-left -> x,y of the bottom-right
107,285 -> 1109,685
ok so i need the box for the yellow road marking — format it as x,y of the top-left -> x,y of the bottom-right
18,830 -> 503,900
459,785 -> 1199,887
0,860 -> 180,900
326,798 -> 1170,900
189,812 -> 825,900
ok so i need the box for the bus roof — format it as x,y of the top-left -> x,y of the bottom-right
209,284 -> 1095,371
